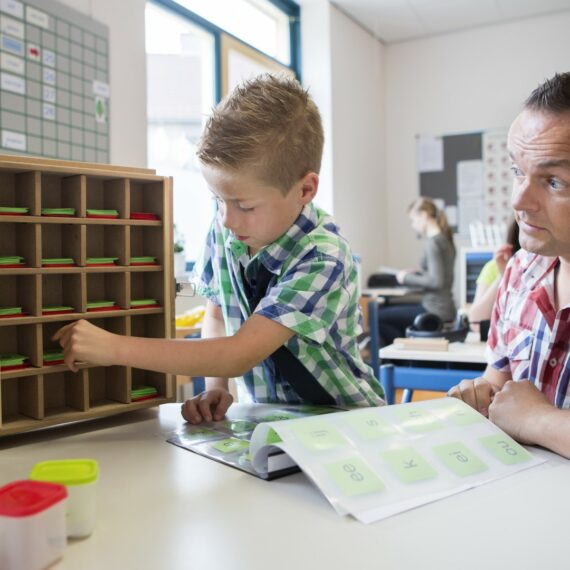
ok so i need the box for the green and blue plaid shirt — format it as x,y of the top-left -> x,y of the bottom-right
192,203 -> 384,407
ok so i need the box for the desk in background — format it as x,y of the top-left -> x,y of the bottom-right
0,403 -> 568,570
379,332 -> 487,404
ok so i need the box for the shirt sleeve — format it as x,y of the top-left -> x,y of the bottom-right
254,252 -> 349,345
476,260 -> 499,286
190,220 -> 221,306
403,237 -> 446,290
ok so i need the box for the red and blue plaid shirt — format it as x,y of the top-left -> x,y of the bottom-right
488,249 -> 570,409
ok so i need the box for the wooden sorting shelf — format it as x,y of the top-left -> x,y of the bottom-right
0,155 -> 175,436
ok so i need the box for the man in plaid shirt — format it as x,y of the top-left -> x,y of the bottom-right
449,72 -> 570,458
53,74 -> 384,421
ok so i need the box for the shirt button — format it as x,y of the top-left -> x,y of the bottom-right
549,358 -> 558,367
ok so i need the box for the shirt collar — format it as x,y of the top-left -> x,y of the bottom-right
520,252 -> 559,290
224,203 -> 319,275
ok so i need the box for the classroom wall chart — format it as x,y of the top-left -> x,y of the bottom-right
0,0 -> 109,162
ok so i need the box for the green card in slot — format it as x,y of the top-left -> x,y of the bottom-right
325,457 -> 385,497
42,258 -> 75,265
0,353 -> 29,366
0,307 -> 23,316
42,305 -> 74,313
479,434 -> 533,465
211,438 -> 250,454
0,206 -> 29,214
130,299 -> 159,307
43,349 -> 65,362
131,385 -> 158,398
130,256 -> 157,264
86,257 -> 118,265
41,207 -> 76,215
381,447 -> 438,484
0,256 -> 24,264
433,442 -> 488,477
86,300 -> 116,309
86,209 -> 119,217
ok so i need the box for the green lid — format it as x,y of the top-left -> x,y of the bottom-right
41,208 -> 76,215
42,258 -> 75,264
43,348 -> 65,361
0,206 -> 29,213
130,299 -> 158,307
30,459 -> 99,486
130,256 -> 157,263
0,353 -> 28,366
86,257 -> 118,264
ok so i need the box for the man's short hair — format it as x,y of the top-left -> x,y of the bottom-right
525,72 -> 570,113
197,73 -> 324,193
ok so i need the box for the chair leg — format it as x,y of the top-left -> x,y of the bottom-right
401,389 -> 413,404
379,364 -> 395,405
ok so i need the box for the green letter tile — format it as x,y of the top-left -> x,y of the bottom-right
344,410 -> 398,440
325,456 -> 385,497
211,438 -> 250,454
392,405 -> 443,433
292,419 -> 347,451
479,434 -> 532,465
433,442 -> 488,477
432,399 -> 486,426
381,447 -> 438,483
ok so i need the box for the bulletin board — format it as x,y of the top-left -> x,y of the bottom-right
417,128 -> 511,235
0,0 -> 110,163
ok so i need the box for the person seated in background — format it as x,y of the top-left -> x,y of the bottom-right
468,219 -> 520,325
448,71 -> 570,458
377,197 -> 456,347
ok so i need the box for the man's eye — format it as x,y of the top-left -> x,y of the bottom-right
549,178 -> 565,191
238,205 -> 254,212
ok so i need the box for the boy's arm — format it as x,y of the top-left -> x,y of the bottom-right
53,312 -> 294,377
200,300 -> 229,391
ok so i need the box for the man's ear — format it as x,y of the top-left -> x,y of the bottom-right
297,172 -> 319,204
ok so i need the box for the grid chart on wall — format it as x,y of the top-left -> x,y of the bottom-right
0,0 -> 109,163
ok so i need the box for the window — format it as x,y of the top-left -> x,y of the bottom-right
146,0 -> 300,267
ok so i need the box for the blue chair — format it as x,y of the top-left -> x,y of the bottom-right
367,298 -> 484,404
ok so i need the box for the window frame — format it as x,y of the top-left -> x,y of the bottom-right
149,0 -> 301,103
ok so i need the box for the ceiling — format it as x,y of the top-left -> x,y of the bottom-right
331,0 -> 570,43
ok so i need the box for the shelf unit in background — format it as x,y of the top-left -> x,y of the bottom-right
0,155 -> 175,436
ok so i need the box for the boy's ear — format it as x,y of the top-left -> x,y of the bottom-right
297,172 -> 319,204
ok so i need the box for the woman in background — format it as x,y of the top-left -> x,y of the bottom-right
468,220 -> 520,324
378,197 -> 456,347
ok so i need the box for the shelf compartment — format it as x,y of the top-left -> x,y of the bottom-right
86,225 -> 127,266
89,365 -> 129,407
44,370 -> 88,417
0,223 -> 40,267
41,322 -> 68,367
42,273 -> 84,315
129,272 -> 164,309
86,177 -> 128,219
0,170 -> 40,216
0,324 -> 41,369
130,180 -> 164,221
41,174 -> 84,218
41,224 -> 82,266
86,273 -> 127,311
0,274 -> 40,319
129,226 -> 164,266
1,375 -> 43,426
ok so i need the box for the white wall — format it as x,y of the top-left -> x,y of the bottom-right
57,0 -> 148,167
384,10 -> 570,270
300,0 -> 386,280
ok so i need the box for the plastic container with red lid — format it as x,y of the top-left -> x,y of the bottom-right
0,480 -> 67,570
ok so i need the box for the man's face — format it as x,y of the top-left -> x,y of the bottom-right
201,164 -> 310,254
508,109 -> 570,260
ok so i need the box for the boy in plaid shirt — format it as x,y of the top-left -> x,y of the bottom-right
448,72 -> 570,458
55,74 -> 384,422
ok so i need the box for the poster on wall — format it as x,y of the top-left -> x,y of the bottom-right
0,0 -> 110,162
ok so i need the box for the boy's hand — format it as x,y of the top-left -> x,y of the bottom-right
447,377 -> 498,417
52,319 -> 118,372
181,389 -> 234,424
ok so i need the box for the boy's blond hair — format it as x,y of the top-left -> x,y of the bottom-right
197,73 -> 324,193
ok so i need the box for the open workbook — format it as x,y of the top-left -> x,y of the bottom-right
168,399 -> 544,523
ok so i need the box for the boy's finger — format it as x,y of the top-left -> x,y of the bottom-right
197,394 -> 215,422
181,400 -> 202,424
213,391 -> 233,421
52,321 -> 74,341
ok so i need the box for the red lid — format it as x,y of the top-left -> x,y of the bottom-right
0,480 -> 67,517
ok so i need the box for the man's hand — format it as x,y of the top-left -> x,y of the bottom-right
181,389 -> 234,424
489,380 -> 552,444
447,377 -> 498,416
52,319 -> 118,372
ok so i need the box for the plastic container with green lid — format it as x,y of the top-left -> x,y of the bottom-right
30,459 -> 99,538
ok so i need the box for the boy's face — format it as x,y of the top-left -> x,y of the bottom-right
202,164 -> 318,254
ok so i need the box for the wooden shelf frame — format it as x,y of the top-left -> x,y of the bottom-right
0,155 -> 175,436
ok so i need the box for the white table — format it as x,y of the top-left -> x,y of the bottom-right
0,403 -> 568,570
